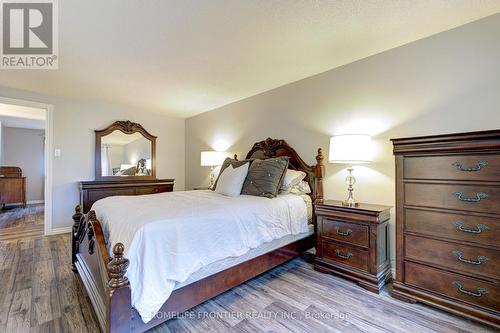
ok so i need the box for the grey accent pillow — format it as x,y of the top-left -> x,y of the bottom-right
241,157 -> 289,198
212,157 -> 254,190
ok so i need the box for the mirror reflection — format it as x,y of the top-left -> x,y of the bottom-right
100,130 -> 152,177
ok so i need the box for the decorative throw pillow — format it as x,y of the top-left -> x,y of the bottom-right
215,163 -> 249,197
279,169 -> 306,194
212,157 -> 253,190
289,180 -> 312,195
241,157 -> 289,198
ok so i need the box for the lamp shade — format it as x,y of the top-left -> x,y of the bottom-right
328,134 -> 373,164
200,151 -> 229,166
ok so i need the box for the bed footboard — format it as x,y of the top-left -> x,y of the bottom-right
72,205 -> 132,333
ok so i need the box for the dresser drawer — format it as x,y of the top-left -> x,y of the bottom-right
405,209 -> 500,247
320,218 -> 369,247
404,262 -> 500,312
405,183 -> 500,214
88,189 -> 136,202
405,155 -> 500,181
405,235 -> 500,281
322,241 -> 368,271
135,187 -> 161,195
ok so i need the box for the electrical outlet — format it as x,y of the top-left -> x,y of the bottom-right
54,148 -> 61,157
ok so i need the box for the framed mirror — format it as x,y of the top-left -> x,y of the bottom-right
95,120 -> 156,180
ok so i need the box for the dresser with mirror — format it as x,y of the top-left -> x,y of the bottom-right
79,120 -> 174,213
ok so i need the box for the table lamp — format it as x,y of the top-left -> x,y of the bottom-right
329,134 -> 373,207
200,151 -> 230,187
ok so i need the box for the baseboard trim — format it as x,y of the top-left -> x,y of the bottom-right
27,200 -> 45,204
47,226 -> 72,235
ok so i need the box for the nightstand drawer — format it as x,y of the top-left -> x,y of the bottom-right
322,241 -> 369,272
321,218 -> 369,247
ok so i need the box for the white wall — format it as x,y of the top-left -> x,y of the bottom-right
0,88 -> 185,230
185,14 -> 500,269
2,127 -> 45,202
124,138 -> 151,165
0,122 -> 3,164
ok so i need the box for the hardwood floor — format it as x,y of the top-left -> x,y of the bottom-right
0,233 -> 496,333
0,204 -> 44,241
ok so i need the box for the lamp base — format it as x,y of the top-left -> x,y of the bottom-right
342,167 -> 359,207
209,166 -> 215,189
342,199 -> 359,207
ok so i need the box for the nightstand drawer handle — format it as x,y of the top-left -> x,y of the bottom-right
451,161 -> 487,172
334,226 -> 352,237
452,192 -> 487,202
452,221 -> 488,234
335,249 -> 353,260
453,281 -> 487,297
452,250 -> 487,265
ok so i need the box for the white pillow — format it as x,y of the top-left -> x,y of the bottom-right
289,180 -> 312,195
280,169 -> 306,194
215,163 -> 249,197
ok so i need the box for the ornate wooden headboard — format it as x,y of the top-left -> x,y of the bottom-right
245,138 -> 324,203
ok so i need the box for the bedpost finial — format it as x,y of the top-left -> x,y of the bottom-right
108,243 -> 129,290
72,205 -> 83,222
113,243 -> 125,256
88,210 -> 97,221
314,147 -> 325,203
316,148 -> 324,164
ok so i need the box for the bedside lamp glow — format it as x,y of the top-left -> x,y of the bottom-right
200,151 -> 230,187
329,134 -> 373,207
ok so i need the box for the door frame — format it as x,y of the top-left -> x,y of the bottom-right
0,96 -> 54,236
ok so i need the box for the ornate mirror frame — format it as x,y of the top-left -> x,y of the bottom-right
95,120 -> 157,181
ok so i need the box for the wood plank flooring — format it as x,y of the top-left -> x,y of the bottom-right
0,233 -> 496,333
0,204 -> 44,241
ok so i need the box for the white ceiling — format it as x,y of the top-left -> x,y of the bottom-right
0,103 -> 45,130
0,1 -> 499,118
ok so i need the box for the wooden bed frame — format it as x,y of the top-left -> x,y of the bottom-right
71,138 -> 325,332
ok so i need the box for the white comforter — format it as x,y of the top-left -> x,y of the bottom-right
92,190 -> 308,323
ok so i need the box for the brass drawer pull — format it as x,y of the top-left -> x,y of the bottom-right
334,226 -> 352,236
452,250 -> 488,265
451,161 -> 487,172
335,249 -> 353,260
452,281 -> 487,297
452,192 -> 487,202
452,221 -> 488,234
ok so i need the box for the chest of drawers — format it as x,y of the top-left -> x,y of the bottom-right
391,130 -> 500,329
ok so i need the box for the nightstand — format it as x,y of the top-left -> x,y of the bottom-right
314,200 -> 392,293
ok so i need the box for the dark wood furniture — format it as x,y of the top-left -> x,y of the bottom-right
71,138 -> 325,332
95,120 -> 156,180
79,120 -> 173,214
314,200 -> 391,293
79,179 -> 175,213
391,130 -> 500,329
0,166 -> 27,208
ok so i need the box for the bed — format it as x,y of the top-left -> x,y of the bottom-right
71,138 -> 325,332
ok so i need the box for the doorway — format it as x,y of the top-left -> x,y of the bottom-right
0,97 -> 53,239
